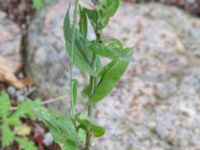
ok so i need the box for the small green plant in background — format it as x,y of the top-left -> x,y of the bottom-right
0,91 -> 80,150
0,92 -> 37,150
32,0 -> 46,12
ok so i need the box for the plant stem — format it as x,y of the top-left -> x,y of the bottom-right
85,29 -> 101,150
85,104 -> 92,150
69,0 -> 79,130
85,74 -> 95,150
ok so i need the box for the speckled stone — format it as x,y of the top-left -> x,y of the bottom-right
0,11 -> 22,72
93,3 -> 200,150
26,1 -> 200,149
25,0 -> 87,112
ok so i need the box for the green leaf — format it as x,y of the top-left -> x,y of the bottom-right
105,0 -> 121,17
25,100 -> 80,150
12,99 -> 42,120
63,7 -> 96,76
63,5 -> 72,41
95,55 -> 102,73
103,38 -> 123,49
86,8 -> 108,29
71,79 -> 78,107
82,84 -> 91,99
85,0 -> 121,29
6,115 -> 21,126
90,59 -> 130,104
45,111 -> 79,150
78,128 -> 86,145
0,92 -> 11,119
79,8 -> 88,38
89,42 -> 132,60
76,113 -> 105,137
84,8 -> 98,29
66,42 -> 96,76
32,0 -> 44,12
49,123 -> 79,150
1,124 -> 15,147
16,137 -> 37,150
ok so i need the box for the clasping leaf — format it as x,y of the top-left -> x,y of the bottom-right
64,6 -> 97,76
90,56 -> 131,104
89,40 -> 133,61
76,113 -> 105,137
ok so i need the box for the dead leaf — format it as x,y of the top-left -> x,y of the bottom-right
0,56 -> 33,89
14,124 -> 31,136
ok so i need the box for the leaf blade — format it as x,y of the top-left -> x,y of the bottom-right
76,113 -> 105,137
89,42 -> 132,60
71,79 -> 78,107
1,124 -> 15,147
63,7 -> 96,76
79,8 -> 88,38
0,92 -> 11,119
16,137 -> 37,150
32,0 -> 44,12
25,100 -> 80,150
90,59 -> 129,104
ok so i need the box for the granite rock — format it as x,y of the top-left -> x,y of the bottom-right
26,1 -> 200,149
94,3 -> 200,150
0,11 -> 22,72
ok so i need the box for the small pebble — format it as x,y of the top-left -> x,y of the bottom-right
43,132 -> 53,146
16,92 -> 25,102
18,72 -> 24,79
7,86 -> 16,97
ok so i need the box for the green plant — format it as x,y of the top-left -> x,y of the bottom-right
1,1 -> 133,150
0,92 -> 79,150
63,0 -> 133,149
0,92 -> 37,150
32,0 -> 47,12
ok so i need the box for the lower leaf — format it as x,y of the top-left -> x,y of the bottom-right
76,113 -> 105,137
25,100 -> 80,150
1,124 -> 15,147
16,137 -> 37,150
90,59 -> 130,104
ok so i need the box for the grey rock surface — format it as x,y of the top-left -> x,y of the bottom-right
94,3 -> 200,150
25,1 -> 90,112
0,11 -> 22,72
26,1 -> 200,150
25,0 -> 68,98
